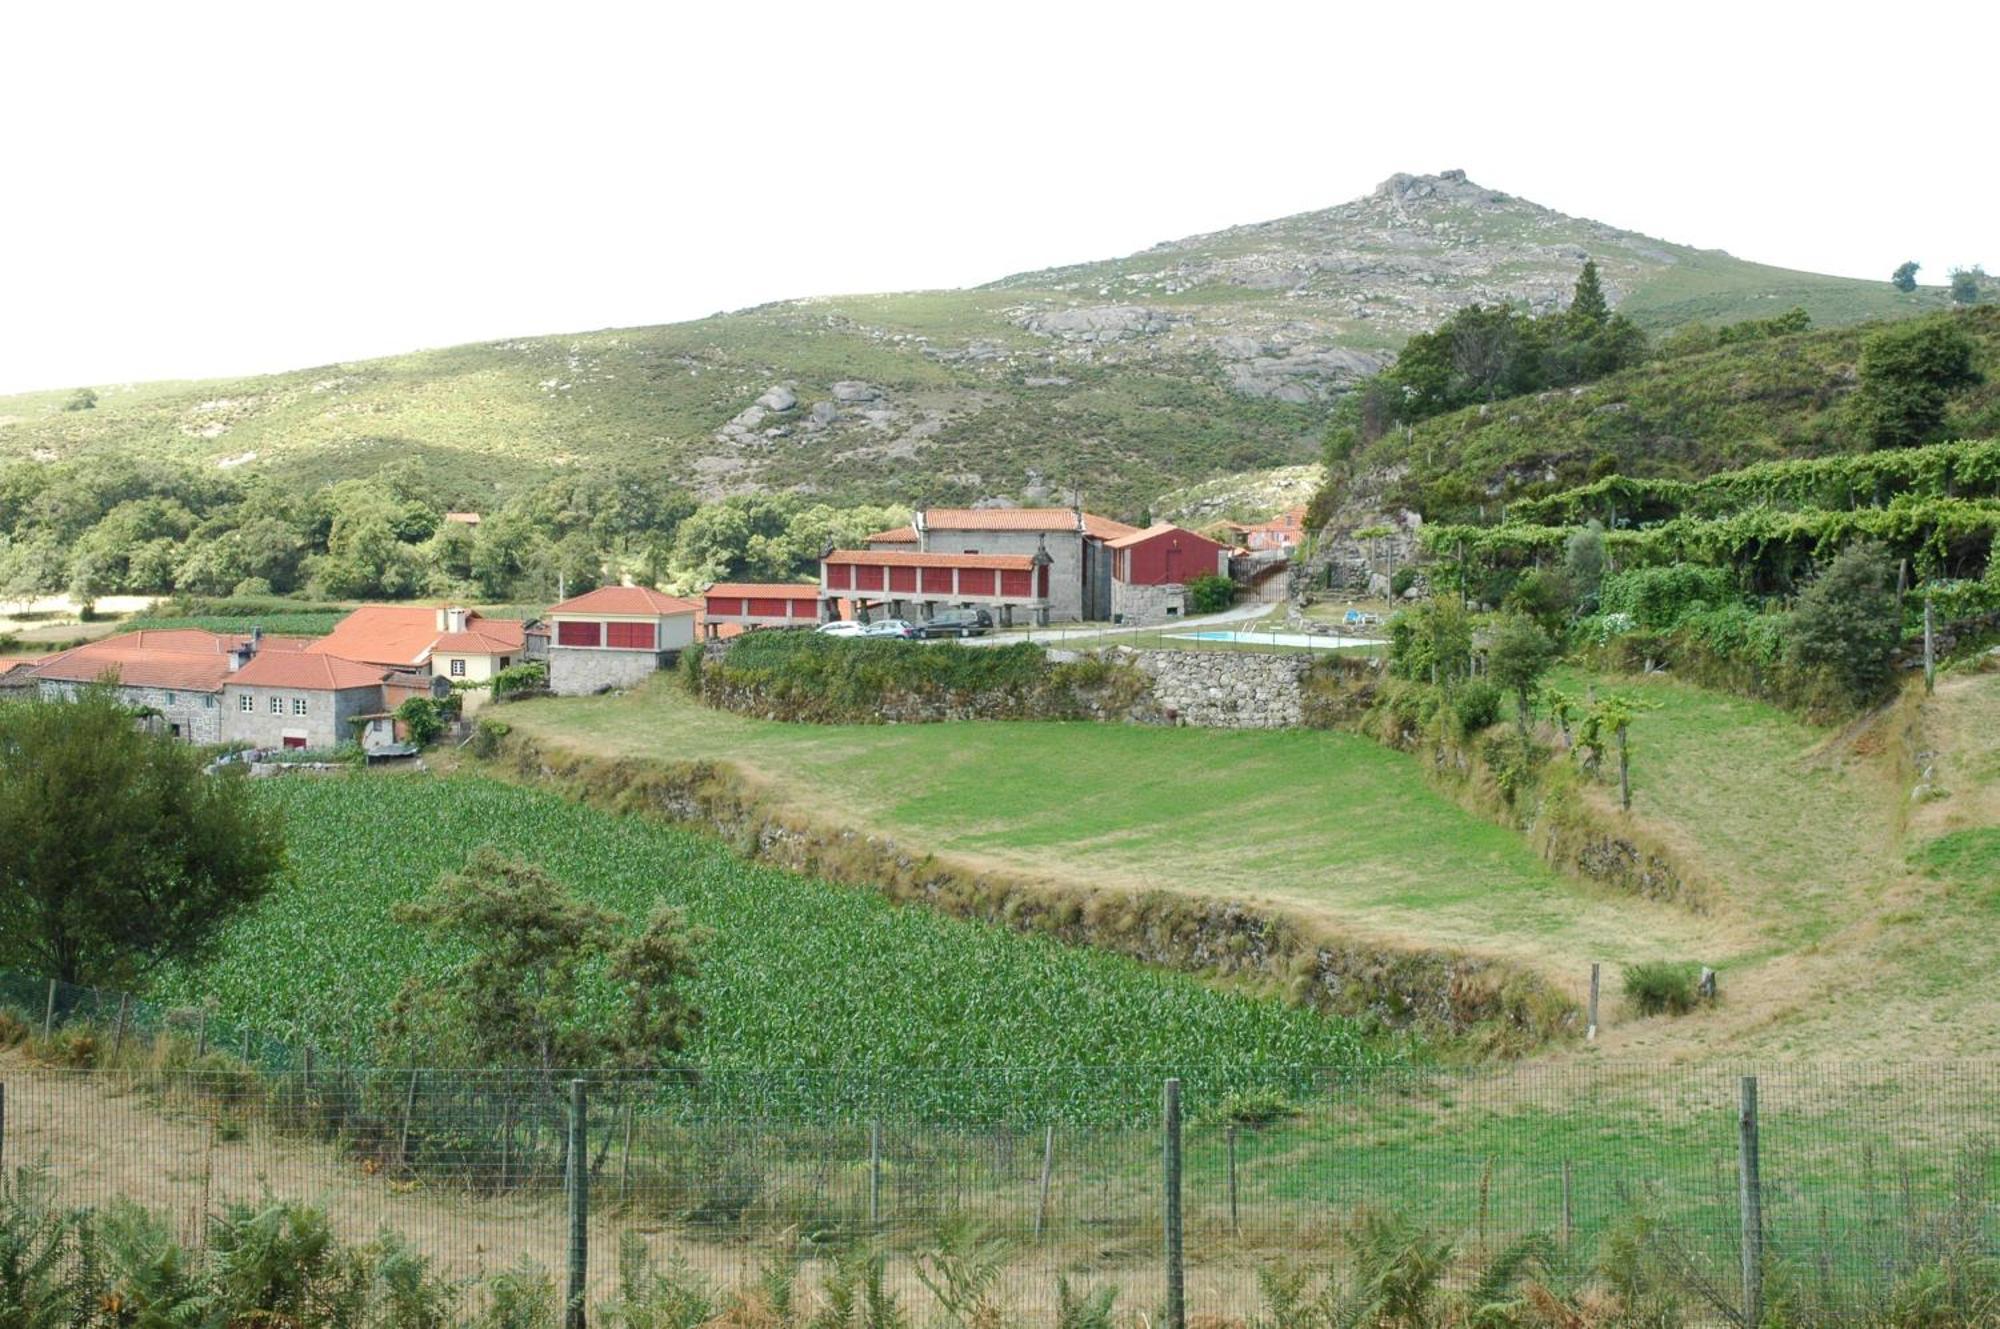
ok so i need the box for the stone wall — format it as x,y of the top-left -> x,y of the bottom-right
37,679 -> 221,743
1124,649 -> 1311,728
549,646 -> 671,696
1110,579 -> 1188,626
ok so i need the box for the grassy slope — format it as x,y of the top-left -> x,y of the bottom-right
0,180 -> 1948,515
505,664 -> 2000,1062
1345,305 -> 2000,512
504,679 -> 1722,982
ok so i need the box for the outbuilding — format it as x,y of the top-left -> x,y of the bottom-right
544,585 -> 698,695
820,548 -> 1052,626
700,583 -> 826,637
1106,523 -> 1232,625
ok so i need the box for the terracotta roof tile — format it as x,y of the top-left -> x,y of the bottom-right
228,653 -> 390,691
863,525 -> 918,543
916,508 -> 1139,539
546,586 -> 698,616
704,582 -> 823,598
308,606 -> 521,667
823,550 -> 1036,571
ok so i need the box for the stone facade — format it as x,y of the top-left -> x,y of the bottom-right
919,528 -> 1100,622
1126,649 -> 1311,729
550,647 -> 672,696
220,683 -> 382,749
36,679 -> 222,744
1111,579 -> 1188,626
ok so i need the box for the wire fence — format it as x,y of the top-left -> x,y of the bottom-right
3,1049 -> 1999,1326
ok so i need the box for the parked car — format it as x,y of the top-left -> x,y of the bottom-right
917,608 -> 993,639
816,620 -> 866,637
861,618 -> 919,639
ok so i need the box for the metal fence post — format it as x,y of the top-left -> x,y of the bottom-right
42,979 -> 56,1040
869,1118 -> 882,1227
1,1082 -> 7,1174
1034,1123 -> 1055,1240
112,993 -> 130,1059
1587,964 -> 1601,1041
1738,1076 -> 1764,1329
1163,1078 -> 1185,1329
566,1078 -> 589,1329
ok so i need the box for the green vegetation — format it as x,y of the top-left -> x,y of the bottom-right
698,633 -> 1145,724
0,686 -> 284,986
1185,572 -> 1235,614
1326,306 -> 2000,526
1621,961 -> 1703,1017
1852,319 -> 1983,448
150,775 -> 1382,1112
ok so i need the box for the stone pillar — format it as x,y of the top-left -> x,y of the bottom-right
921,600 -> 936,622
1034,604 -> 1050,627
1000,604 -> 1014,628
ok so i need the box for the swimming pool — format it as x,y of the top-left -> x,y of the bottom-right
1167,630 -> 1386,649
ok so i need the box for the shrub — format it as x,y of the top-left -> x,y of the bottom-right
1389,566 -> 1418,598
678,646 -> 704,696
1452,680 -> 1503,736
1599,564 -> 1739,630
1789,541 -> 1903,708
1187,572 -> 1235,614
231,577 -> 273,598
396,696 -> 445,746
1624,961 -> 1703,1016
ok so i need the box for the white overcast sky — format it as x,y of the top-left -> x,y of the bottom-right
1,0 -> 1993,395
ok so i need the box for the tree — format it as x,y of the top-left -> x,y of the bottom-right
1563,522 -> 1607,609
1788,541 -> 1902,709
1567,259 -> 1610,329
383,848 -> 704,1074
1950,266 -> 1985,305
1891,261 -> 1920,293
1486,614 -> 1556,739
1851,320 -> 1982,448
395,696 -> 446,746
62,388 -> 97,412
0,686 -> 284,985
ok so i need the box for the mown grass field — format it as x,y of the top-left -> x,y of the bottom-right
149,775 -> 1382,1119
505,679 -> 1725,987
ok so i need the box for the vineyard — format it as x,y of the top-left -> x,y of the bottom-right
146,774 -> 1385,1120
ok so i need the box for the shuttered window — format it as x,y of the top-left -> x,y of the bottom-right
556,620 -> 601,647
606,621 -> 656,650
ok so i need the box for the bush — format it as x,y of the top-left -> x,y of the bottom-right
231,577 -> 273,598
1187,572 -> 1235,614
1390,566 -> 1418,598
1624,961 -> 1704,1016
1789,541 -> 1903,708
1452,680 -> 1503,736
1599,564 -> 1738,630
396,696 -> 445,746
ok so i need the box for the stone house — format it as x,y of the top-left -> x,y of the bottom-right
855,506 -> 1141,622
545,585 -> 698,695
28,629 -> 314,743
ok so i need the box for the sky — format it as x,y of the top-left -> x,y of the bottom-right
2,0 -> 1993,395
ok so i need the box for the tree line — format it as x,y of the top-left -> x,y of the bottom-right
0,456 -> 906,606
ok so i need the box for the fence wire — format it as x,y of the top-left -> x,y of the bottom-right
3,1053 -> 1998,1327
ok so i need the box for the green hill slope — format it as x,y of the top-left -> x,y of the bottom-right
1334,305 -> 2000,523
0,171 -> 1947,514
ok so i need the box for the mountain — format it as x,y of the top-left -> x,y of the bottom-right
0,171 -> 1948,516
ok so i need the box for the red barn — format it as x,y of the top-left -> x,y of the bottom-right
1105,524 -> 1232,624
701,582 -> 826,637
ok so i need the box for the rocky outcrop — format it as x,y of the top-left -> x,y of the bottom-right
1020,305 -> 1178,340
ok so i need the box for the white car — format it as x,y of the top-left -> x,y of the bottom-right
861,618 -> 919,639
816,620 -> 866,637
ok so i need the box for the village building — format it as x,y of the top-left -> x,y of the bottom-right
845,506 -> 1141,623
699,583 -> 826,638
27,629 -> 313,743
307,605 -> 524,708
1221,506 -> 1308,553
821,549 -> 1052,625
1105,523 -> 1233,624
544,585 -> 697,695
220,651 -> 445,751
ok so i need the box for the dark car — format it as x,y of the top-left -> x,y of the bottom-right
918,608 -> 993,639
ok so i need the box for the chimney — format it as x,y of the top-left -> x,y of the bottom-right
250,625 -> 262,650
435,606 -> 449,631
444,606 -> 468,634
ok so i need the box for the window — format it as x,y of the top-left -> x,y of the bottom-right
269,696 -> 283,714
239,695 -> 254,713
163,692 -> 175,706
449,658 -> 466,677
204,694 -> 215,709
500,657 -> 511,669
292,698 -> 308,716
556,620 -> 601,648
606,621 -> 656,650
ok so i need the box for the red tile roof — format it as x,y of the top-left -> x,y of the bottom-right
1104,522 -> 1187,550
704,582 -> 824,599
307,606 -> 523,667
823,549 -> 1036,571
863,525 -> 918,543
228,653 -> 390,691
918,507 -> 1140,539
31,630 -> 239,692
546,586 -> 697,617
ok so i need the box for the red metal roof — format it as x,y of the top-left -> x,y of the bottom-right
917,507 -> 1139,539
228,653 -> 389,691
546,586 -> 697,617
823,549 -> 1035,571
308,606 -> 523,667
704,582 -> 823,599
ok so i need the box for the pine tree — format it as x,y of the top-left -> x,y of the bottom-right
1568,260 -> 1609,328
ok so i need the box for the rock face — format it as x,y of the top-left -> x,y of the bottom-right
756,385 -> 797,411
831,381 -> 883,403
1020,305 -> 1177,340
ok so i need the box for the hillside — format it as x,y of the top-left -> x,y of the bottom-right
0,171 -> 1946,516
1327,304 -> 2000,524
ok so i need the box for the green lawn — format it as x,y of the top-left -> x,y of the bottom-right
504,681 -> 1725,982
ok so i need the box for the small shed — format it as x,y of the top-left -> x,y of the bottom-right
1105,524 -> 1232,624
544,585 -> 698,695
701,583 -> 826,637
